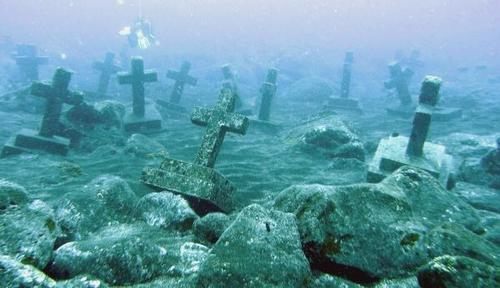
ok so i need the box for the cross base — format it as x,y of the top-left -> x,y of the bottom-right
367,135 -> 455,189
141,158 -> 235,215
324,97 -> 362,113
156,99 -> 188,114
386,105 -> 416,118
249,118 -> 282,134
1,128 -> 70,157
123,105 -> 162,133
432,107 -> 463,122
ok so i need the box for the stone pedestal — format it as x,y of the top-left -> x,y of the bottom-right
123,104 -> 162,133
325,97 -> 362,113
367,135 -> 454,189
141,158 -> 234,215
1,128 -> 70,157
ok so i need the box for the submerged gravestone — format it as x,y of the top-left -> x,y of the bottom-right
156,61 -> 197,113
250,68 -> 281,133
92,52 -> 120,96
368,75 -> 455,189
1,68 -> 83,157
142,87 -> 249,215
13,44 -> 48,81
221,63 -> 253,115
325,52 -> 361,112
118,56 -> 162,133
384,61 -> 415,117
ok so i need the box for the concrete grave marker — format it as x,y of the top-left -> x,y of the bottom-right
249,68 -> 282,133
92,52 -> 120,96
156,61 -> 197,113
118,56 -> 162,133
2,68 -> 83,157
368,75 -> 455,189
385,61 -> 415,117
325,52 -> 361,112
13,44 -> 48,81
221,64 -> 252,115
142,87 -> 249,215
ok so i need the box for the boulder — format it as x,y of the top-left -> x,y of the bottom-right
136,191 -> 198,230
0,200 -> 61,269
125,134 -> 168,158
193,212 -> 232,244
0,254 -> 56,287
196,204 -> 311,287
417,255 -> 500,288
273,166 -> 488,281
285,114 -> 365,161
453,182 -> 500,213
0,178 -> 29,211
94,100 -> 126,128
56,275 -> 109,288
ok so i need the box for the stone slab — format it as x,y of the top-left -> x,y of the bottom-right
123,105 -> 162,133
249,118 -> 282,134
368,135 -> 454,189
325,97 -> 362,113
433,107 -> 463,122
141,158 -> 235,215
1,128 -> 70,157
155,99 -> 187,114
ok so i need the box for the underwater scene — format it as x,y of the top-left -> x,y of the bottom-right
0,0 -> 499,287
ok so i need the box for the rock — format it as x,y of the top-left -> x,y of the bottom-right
50,223 -> 190,286
453,182 -> 500,213
196,204 -> 311,288
0,254 -> 56,287
285,77 -> 334,102
417,255 -> 500,288
56,275 -> 109,288
0,200 -> 60,269
54,175 -> 138,241
273,166 -> 487,281
459,157 -> 495,187
0,178 -> 29,211
193,212 -> 232,244
125,134 -> 168,158
179,242 -> 209,275
308,274 -> 362,288
478,210 -> 500,246
436,133 -> 497,159
286,114 -> 365,161
94,100 -> 126,128
136,192 -> 198,230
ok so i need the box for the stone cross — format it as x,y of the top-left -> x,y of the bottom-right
191,87 -> 249,168
118,57 -> 158,117
406,75 -> 442,157
14,44 -> 48,81
258,68 -> 279,121
340,52 -> 354,99
384,61 -> 414,106
221,64 -> 242,108
93,52 -> 120,95
31,68 -> 83,138
166,61 -> 197,104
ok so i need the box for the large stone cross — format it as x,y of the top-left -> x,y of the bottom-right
14,44 -> 48,81
31,68 -> 83,138
406,75 -> 442,157
258,68 -> 279,121
93,52 -> 121,95
340,52 -> 354,99
191,87 -> 249,168
384,61 -> 414,106
118,57 -> 158,117
166,61 -> 197,104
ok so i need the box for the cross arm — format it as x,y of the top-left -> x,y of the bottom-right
191,107 -> 212,127
30,81 -> 52,98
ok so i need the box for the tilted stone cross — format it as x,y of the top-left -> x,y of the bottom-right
384,62 -> 414,106
166,61 -> 197,104
191,87 -> 249,168
118,57 -> 158,117
340,52 -> 354,99
31,68 -> 83,138
258,68 -> 279,121
221,64 -> 242,108
93,52 -> 120,95
406,75 -> 442,157
14,44 -> 48,81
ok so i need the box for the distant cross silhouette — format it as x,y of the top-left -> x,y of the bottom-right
93,52 -> 120,95
31,68 -> 83,137
166,61 -> 197,104
191,87 -> 249,168
384,61 -> 414,106
258,68 -> 278,121
340,52 -> 354,99
221,64 -> 242,109
14,44 -> 48,81
118,57 -> 158,117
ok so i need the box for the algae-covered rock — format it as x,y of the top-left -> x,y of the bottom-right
125,133 -> 168,158
0,254 -> 56,287
453,182 -> 500,213
196,204 -> 311,287
56,275 -> 109,288
417,255 -> 500,288
0,200 -> 61,269
0,178 -> 29,211
193,212 -> 232,244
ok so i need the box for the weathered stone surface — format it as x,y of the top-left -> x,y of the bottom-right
0,178 -> 29,211
310,274 -> 419,288
2,128 -> 71,157
286,114 -> 365,161
0,254 -> 56,288
125,133 -> 168,158
136,191 -> 198,230
285,77 -> 334,102
179,242 -> 209,276
478,210 -> 500,246
54,175 -> 138,241
56,275 -> 109,288
0,200 -> 61,269
436,132 -> 498,159
94,100 -> 126,128
93,52 -> 120,96
196,204 -> 311,288
50,223 -> 190,285
459,157 -> 497,188
417,255 -> 500,288
193,212 -> 232,244
273,166 -> 487,280
166,61 -> 197,105
453,182 -> 500,213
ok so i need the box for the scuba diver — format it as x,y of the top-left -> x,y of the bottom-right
119,17 -> 159,50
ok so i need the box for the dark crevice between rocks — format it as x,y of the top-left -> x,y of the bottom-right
43,260 -> 71,281
303,242 -> 380,285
